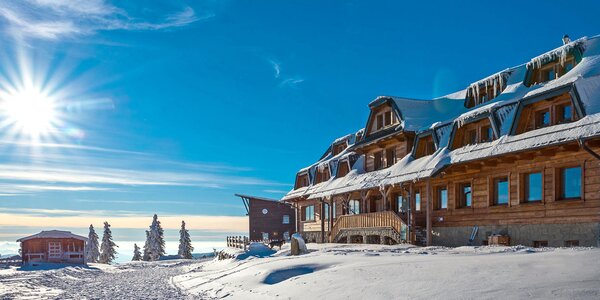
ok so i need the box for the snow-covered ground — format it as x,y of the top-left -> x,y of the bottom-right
2,244 -> 600,299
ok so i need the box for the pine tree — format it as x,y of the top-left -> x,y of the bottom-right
132,243 -> 142,261
142,230 -> 151,261
85,224 -> 100,263
99,221 -> 118,264
147,214 -> 165,261
178,220 -> 194,259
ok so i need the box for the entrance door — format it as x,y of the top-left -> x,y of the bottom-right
48,241 -> 62,259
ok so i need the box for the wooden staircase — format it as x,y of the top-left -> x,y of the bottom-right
329,211 -> 408,244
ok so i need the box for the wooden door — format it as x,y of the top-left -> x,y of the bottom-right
48,241 -> 62,259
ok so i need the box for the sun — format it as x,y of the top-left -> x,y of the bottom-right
0,88 -> 58,140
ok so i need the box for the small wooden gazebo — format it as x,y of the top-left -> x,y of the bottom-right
17,230 -> 88,265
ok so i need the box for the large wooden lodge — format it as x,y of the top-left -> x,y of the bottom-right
280,35 -> 600,247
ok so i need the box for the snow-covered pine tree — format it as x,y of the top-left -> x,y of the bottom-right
99,221 -> 118,264
132,243 -> 142,261
178,220 -> 194,259
85,224 -> 100,263
142,230 -> 150,261
147,214 -> 165,261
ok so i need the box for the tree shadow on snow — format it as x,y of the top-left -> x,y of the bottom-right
263,264 -> 326,285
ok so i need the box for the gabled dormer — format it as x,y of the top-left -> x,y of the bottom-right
413,131 -> 437,159
512,84 -> 584,135
365,99 -> 401,136
465,71 -> 510,108
294,171 -> 310,189
449,115 -> 497,150
524,38 -> 585,87
315,163 -> 331,184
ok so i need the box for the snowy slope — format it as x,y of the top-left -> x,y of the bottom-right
173,243 -> 600,300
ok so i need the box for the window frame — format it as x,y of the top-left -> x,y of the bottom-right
456,181 -> 473,209
435,186 -> 448,210
557,165 -> 583,201
348,199 -> 360,215
414,190 -> 421,212
303,205 -> 315,222
490,176 -> 510,206
520,171 -> 544,204
282,214 -> 290,224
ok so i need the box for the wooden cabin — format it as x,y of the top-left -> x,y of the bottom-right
281,35 -> 600,248
237,194 -> 296,241
17,230 -> 87,265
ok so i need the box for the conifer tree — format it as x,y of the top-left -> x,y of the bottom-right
99,221 -> 118,264
142,230 -> 150,261
132,243 -> 142,261
147,214 -> 165,261
178,220 -> 194,259
85,224 -> 100,263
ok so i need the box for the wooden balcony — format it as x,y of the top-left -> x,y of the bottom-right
329,211 -> 407,243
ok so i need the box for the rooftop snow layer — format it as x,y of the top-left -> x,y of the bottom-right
17,230 -> 88,242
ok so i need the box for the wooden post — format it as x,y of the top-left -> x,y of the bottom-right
329,196 -> 334,242
320,198 -> 325,243
426,179 -> 432,246
408,183 -> 413,244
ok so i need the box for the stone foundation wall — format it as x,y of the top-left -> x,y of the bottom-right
432,223 -> 600,247
301,231 -> 325,243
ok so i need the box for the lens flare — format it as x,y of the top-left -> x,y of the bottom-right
0,88 -> 58,139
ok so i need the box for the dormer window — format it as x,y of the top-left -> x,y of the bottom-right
295,173 -> 310,189
525,40 -> 585,87
337,160 -> 350,177
332,143 -> 346,156
451,118 -> 495,150
465,72 -> 509,108
371,107 -> 398,133
414,134 -> 435,159
514,91 -> 580,135
315,165 -> 330,184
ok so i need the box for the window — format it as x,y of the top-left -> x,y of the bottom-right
466,129 -> 477,145
262,232 -> 269,240
283,232 -> 290,240
332,203 -> 336,219
396,195 -> 404,213
564,240 -> 579,247
545,68 -> 556,81
415,191 -> 421,211
324,203 -> 329,220
481,126 -> 494,142
535,109 -> 550,129
282,215 -> 290,224
295,174 -> 309,189
527,53 -> 580,86
533,240 -> 548,248
556,103 -> 573,123
493,177 -> 509,205
560,166 -> 582,199
457,183 -> 472,208
384,111 -> 392,127
337,161 -> 350,177
348,200 -> 360,215
376,114 -> 384,130
415,135 -> 435,158
304,205 -> 315,221
436,187 -> 447,210
524,172 -> 543,202
374,151 -> 383,171
386,147 -> 396,168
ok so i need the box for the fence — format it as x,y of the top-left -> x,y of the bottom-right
226,236 -> 249,251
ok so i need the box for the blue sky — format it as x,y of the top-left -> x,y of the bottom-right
0,0 -> 598,257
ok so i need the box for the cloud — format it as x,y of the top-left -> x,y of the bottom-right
268,59 -> 281,78
0,209 -> 248,232
0,1 -> 209,40
279,77 -> 305,88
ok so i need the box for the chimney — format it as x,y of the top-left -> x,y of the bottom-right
563,34 -> 571,45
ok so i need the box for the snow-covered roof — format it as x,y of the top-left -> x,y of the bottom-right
282,35 -> 600,201
17,230 -> 88,242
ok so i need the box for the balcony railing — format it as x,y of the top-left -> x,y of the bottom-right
329,211 -> 407,242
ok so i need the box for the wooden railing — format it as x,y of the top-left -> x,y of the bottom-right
329,211 -> 407,242
226,236 -> 249,250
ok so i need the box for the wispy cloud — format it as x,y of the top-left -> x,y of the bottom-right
0,1 -> 210,40
0,208 -> 248,232
266,57 -> 305,88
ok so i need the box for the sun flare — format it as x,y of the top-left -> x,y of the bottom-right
0,88 -> 58,139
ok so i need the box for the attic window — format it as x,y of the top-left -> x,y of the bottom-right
465,72 -> 509,108
372,108 -> 398,132
295,174 -> 309,189
525,40 -> 585,87
515,92 -> 579,135
337,161 -> 350,177
451,118 -> 495,150
332,143 -> 346,156
414,134 -> 435,159
315,165 -> 330,184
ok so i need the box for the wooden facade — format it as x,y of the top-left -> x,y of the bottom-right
282,36 -> 600,248
238,194 -> 296,241
18,231 -> 87,265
